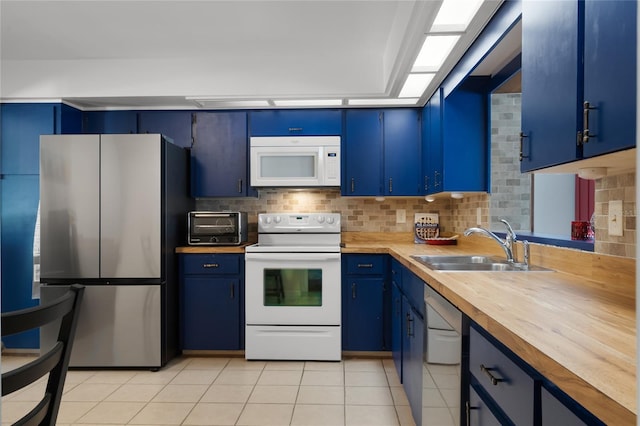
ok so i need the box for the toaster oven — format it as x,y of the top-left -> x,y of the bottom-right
188,211 -> 248,245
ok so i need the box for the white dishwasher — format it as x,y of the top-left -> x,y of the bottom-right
424,285 -> 461,364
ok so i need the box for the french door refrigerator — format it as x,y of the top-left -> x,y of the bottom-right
39,133 -> 190,368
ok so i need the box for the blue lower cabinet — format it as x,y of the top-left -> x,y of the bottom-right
341,254 -> 389,351
391,281 -> 403,381
179,254 -> 244,350
402,295 -> 424,425
343,277 -> 385,351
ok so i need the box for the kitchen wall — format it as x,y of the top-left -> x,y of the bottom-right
594,172 -> 636,258
196,190 -> 454,238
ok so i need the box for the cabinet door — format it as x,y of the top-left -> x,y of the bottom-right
442,84 -> 487,192
468,385 -> 503,426
582,0 -> 636,157
343,109 -> 383,195
402,296 -> 424,426
249,109 -> 342,136
391,282 -> 403,382
541,387 -> 588,426
191,112 -> 252,197
383,109 -> 421,195
181,276 -> 240,350
344,277 -> 385,351
423,90 -> 443,194
1,104 -> 56,175
0,175 -> 40,349
138,111 -> 193,148
521,0 -> 580,171
83,111 -> 138,134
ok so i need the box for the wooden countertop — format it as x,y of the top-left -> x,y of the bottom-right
342,233 -> 636,425
176,233 -> 636,424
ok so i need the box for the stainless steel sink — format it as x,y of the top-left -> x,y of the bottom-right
411,255 -> 552,272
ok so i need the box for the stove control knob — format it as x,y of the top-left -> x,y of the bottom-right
317,216 -> 325,223
264,216 -> 272,225
274,216 -> 282,223
327,216 -> 335,224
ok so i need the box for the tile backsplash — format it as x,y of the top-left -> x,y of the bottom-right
594,171 -> 636,258
196,189 -> 454,236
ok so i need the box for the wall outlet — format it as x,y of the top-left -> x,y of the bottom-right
477,207 -> 482,226
396,209 -> 406,224
609,200 -> 623,236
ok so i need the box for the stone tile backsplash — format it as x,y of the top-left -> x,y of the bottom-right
196,189 -> 454,236
594,171 -> 636,258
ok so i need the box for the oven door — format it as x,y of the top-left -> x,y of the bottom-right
245,252 -> 341,325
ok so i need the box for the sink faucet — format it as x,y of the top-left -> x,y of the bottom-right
464,219 -> 517,263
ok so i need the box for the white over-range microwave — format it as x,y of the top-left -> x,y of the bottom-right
249,136 -> 341,187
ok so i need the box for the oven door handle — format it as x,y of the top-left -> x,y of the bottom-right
245,253 -> 340,262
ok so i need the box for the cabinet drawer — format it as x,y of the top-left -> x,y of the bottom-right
345,255 -> 386,275
181,254 -> 242,275
469,384 -> 502,426
470,326 -> 534,425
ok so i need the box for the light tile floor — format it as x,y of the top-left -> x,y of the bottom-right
1,355 -> 419,426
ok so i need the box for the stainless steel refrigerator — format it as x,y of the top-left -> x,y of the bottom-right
39,133 -> 190,368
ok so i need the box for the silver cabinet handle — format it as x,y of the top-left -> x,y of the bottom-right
351,283 -> 356,299
237,179 -> 243,193
230,283 -> 235,299
288,127 -> 303,132
434,171 -> 440,188
519,131 -> 529,161
582,101 -> 597,144
357,263 -> 373,268
480,364 -> 503,386
389,178 -> 393,193
351,177 -> 355,193
406,313 -> 414,337
203,263 -> 219,268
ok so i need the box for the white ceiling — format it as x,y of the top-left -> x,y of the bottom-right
0,0 -> 516,110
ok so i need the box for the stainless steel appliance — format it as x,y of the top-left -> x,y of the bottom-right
245,212 -> 341,361
423,284 -> 463,426
249,136 -> 341,187
187,211 -> 248,245
39,133 -> 190,368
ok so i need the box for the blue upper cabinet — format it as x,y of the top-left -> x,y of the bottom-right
383,109 -> 421,196
422,90 -> 443,195
422,82 -> 487,195
1,103 -> 81,175
343,109 -> 421,196
138,111 -> 193,148
83,111 -> 138,134
249,109 -> 342,136
582,0 -> 636,158
521,0 -> 636,172
191,112 -> 255,197
343,109 -> 383,196
441,80 -> 488,193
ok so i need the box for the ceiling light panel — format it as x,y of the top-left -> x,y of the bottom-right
431,0 -> 485,32
399,74 -> 435,98
348,98 -> 420,106
272,99 -> 343,107
412,35 -> 461,72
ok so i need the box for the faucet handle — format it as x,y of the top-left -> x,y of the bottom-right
500,219 -> 517,242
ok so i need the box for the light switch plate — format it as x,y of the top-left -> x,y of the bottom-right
396,209 -> 406,224
609,200 -> 623,236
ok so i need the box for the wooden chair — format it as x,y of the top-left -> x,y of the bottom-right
2,284 -> 84,426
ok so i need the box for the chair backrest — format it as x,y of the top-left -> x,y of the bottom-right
2,284 -> 84,426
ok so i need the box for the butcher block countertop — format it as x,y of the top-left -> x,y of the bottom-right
342,232 -> 636,426
176,232 -> 636,424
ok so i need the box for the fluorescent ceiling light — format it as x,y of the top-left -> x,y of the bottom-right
431,0 -> 484,32
348,98 -> 420,106
399,74 -> 435,98
272,99 -> 343,107
187,98 -> 271,108
412,35 -> 461,72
